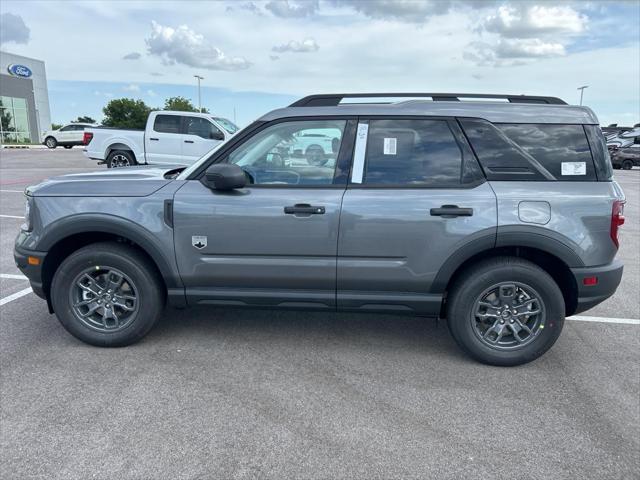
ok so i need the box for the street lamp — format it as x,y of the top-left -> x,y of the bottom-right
577,85 -> 589,106
194,75 -> 204,112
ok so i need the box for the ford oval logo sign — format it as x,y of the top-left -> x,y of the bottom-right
7,64 -> 33,78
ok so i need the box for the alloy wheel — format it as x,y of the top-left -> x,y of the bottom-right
471,282 -> 545,350
69,266 -> 139,332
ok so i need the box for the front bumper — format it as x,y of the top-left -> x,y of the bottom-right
14,244 -> 47,300
571,259 -> 624,315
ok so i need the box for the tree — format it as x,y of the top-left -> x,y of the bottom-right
102,98 -> 152,129
164,96 -> 209,113
51,123 -> 63,130
73,115 -> 96,124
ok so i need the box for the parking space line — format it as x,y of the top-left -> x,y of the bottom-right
0,287 -> 32,306
0,189 -> 24,193
0,214 -> 24,219
568,315 -> 639,325
0,274 -> 27,280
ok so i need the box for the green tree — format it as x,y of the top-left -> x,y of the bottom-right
73,116 -> 96,124
164,96 -> 209,113
51,123 -> 63,130
102,98 -> 152,129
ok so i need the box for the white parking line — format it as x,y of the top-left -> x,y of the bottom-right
0,274 -> 27,280
0,214 -> 24,219
568,315 -> 639,325
0,287 -> 32,306
0,189 -> 24,193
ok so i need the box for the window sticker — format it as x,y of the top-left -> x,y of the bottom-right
561,162 -> 586,176
383,137 -> 397,155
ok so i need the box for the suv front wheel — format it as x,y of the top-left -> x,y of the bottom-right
447,257 -> 565,366
50,242 -> 164,347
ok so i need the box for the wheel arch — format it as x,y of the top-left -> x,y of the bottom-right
106,143 -> 137,162
431,233 -> 584,316
39,215 -> 184,309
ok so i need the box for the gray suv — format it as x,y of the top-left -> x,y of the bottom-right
14,93 -> 625,366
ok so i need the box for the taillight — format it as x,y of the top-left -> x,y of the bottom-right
83,131 -> 93,145
610,200 -> 625,248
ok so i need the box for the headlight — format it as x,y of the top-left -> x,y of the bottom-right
22,198 -> 32,232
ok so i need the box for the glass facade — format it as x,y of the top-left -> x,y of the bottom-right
0,96 -> 31,144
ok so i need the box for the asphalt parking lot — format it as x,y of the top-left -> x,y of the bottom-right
0,148 -> 638,479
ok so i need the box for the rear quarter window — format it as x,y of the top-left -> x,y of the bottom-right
460,119 -> 598,181
496,124 -> 597,181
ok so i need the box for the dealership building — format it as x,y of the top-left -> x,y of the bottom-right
0,51 -> 51,144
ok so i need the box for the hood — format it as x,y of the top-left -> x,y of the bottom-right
26,165 -> 185,197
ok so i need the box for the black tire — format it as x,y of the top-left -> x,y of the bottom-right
446,257 -> 565,366
622,160 -> 633,170
50,242 -> 165,347
63,145 -> 73,149
107,150 -> 137,168
45,136 -> 57,149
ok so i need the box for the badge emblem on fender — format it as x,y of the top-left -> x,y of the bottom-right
192,236 -> 207,249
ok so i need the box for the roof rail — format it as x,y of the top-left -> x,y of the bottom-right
289,93 -> 568,107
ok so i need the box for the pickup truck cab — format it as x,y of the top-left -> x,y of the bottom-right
83,111 -> 238,168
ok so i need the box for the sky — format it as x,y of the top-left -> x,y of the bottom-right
1,0 -> 639,127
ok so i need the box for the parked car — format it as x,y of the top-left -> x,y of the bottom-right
607,127 -> 640,152
42,123 -> 97,149
611,142 -> 640,170
83,111 -> 238,168
15,92 -> 625,366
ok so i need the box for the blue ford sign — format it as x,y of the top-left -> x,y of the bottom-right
7,64 -> 33,78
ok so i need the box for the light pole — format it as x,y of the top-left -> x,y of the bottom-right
194,75 -> 204,112
577,85 -> 589,106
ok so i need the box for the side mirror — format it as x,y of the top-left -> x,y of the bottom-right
204,164 -> 246,190
210,130 -> 225,141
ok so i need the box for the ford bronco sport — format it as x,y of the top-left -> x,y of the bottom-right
14,93 -> 625,366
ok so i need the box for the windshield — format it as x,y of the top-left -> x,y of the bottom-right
212,117 -> 239,134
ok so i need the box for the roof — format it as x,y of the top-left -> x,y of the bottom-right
259,97 -> 599,125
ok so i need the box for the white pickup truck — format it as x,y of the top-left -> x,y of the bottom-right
83,111 -> 239,168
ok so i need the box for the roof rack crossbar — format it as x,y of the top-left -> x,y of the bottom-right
289,93 -> 567,107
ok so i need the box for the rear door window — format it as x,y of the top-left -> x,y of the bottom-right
361,119 -> 466,186
154,115 -> 182,134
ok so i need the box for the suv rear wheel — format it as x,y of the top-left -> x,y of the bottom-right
51,242 -> 164,347
622,159 -> 633,170
447,257 -> 565,366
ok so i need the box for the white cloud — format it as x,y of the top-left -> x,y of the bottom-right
269,54 -> 280,61
0,12 -> 30,44
146,89 -> 157,97
483,5 -> 587,38
123,83 -> 141,92
272,38 -> 319,53
94,91 -> 114,98
145,21 -> 251,71
466,4 -> 589,67
265,0 -> 319,18
122,52 -> 141,60
332,0 -> 452,23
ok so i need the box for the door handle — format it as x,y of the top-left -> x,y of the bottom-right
149,137 -> 159,141
430,205 -> 474,218
184,140 -> 194,144
284,204 -> 325,215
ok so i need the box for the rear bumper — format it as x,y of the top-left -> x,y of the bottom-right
571,259 -> 623,315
